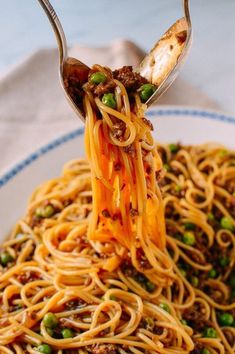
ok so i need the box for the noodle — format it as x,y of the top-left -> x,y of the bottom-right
0,65 -> 234,354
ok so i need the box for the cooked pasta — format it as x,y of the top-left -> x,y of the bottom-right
0,65 -> 234,354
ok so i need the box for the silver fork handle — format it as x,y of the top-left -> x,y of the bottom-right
37,0 -> 68,63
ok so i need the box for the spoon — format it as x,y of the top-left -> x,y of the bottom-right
139,0 -> 192,107
37,0 -> 90,122
37,0 -> 191,121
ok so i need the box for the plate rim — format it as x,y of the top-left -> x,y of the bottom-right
1,107 -> 235,189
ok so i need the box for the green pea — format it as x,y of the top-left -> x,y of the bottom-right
35,208 -> 43,217
181,319 -> 188,326
169,143 -> 179,153
61,328 -> 74,338
218,149 -> 227,157
0,252 -> 14,267
179,268 -> 187,277
159,303 -> 170,313
207,213 -> 214,221
145,317 -> 155,328
90,72 -> 107,85
139,83 -> 156,102
163,164 -> 170,172
220,216 -> 234,231
15,304 -> 23,311
102,93 -> 117,109
175,185 -> 182,193
109,295 -> 117,301
37,344 -> 52,354
183,231 -> 196,246
208,269 -> 217,279
219,256 -> 230,268
218,312 -> 234,326
43,205 -> 55,218
201,349 -> 211,354
36,205 -> 55,218
43,312 -> 58,329
191,276 -> 199,287
184,222 -> 195,230
203,327 -> 217,338
146,280 -> 156,293
229,276 -> 235,289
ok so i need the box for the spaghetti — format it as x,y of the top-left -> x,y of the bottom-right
0,65 -> 234,354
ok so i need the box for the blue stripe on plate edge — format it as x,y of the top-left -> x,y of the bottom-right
1,108 -> 235,189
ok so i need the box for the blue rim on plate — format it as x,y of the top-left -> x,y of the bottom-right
1,108 -> 235,189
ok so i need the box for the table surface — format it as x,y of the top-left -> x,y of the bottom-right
1,0 -> 235,114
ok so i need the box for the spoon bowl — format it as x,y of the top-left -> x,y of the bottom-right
62,58 -> 90,122
138,0 -> 192,107
37,0 -> 90,122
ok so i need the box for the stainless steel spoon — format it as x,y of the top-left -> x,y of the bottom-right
139,0 -> 192,107
37,0 -> 192,121
37,0 -> 89,122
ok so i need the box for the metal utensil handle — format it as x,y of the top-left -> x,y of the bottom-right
183,0 -> 192,30
37,0 -> 67,63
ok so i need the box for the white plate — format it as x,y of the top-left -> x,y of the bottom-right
1,107 -> 235,239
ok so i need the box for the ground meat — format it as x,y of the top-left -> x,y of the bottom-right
155,169 -> 164,181
166,223 -> 179,237
98,328 -> 110,337
159,177 -> 168,188
157,146 -> 167,164
190,342 -> 204,354
123,144 -> 135,156
63,63 -> 89,105
113,66 -> 148,92
164,204 -> 175,218
64,75 -> 84,106
63,199 -> 73,207
225,196 -> 235,217
114,162 -> 121,171
93,80 -> 116,97
185,249 -> 206,266
121,260 -> 136,277
65,298 -> 86,310
102,209 -> 111,218
139,317 -> 163,335
88,344 -> 118,354
176,30 -> 187,45
29,215 -> 43,228
226,178 -> 235,194
136,248 -> 151,269
154,326 -> 164,335
17,271 -> 41,284
130,208 -> 139,217
59,318 -> 74,328
202,284 -> 225,304
141,148 -> 149,158
223,328 -> 235,346
183,302 -> 211,332
29,311 -> 37,320
112,121 -> 126,140
141,117 -> 153,131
